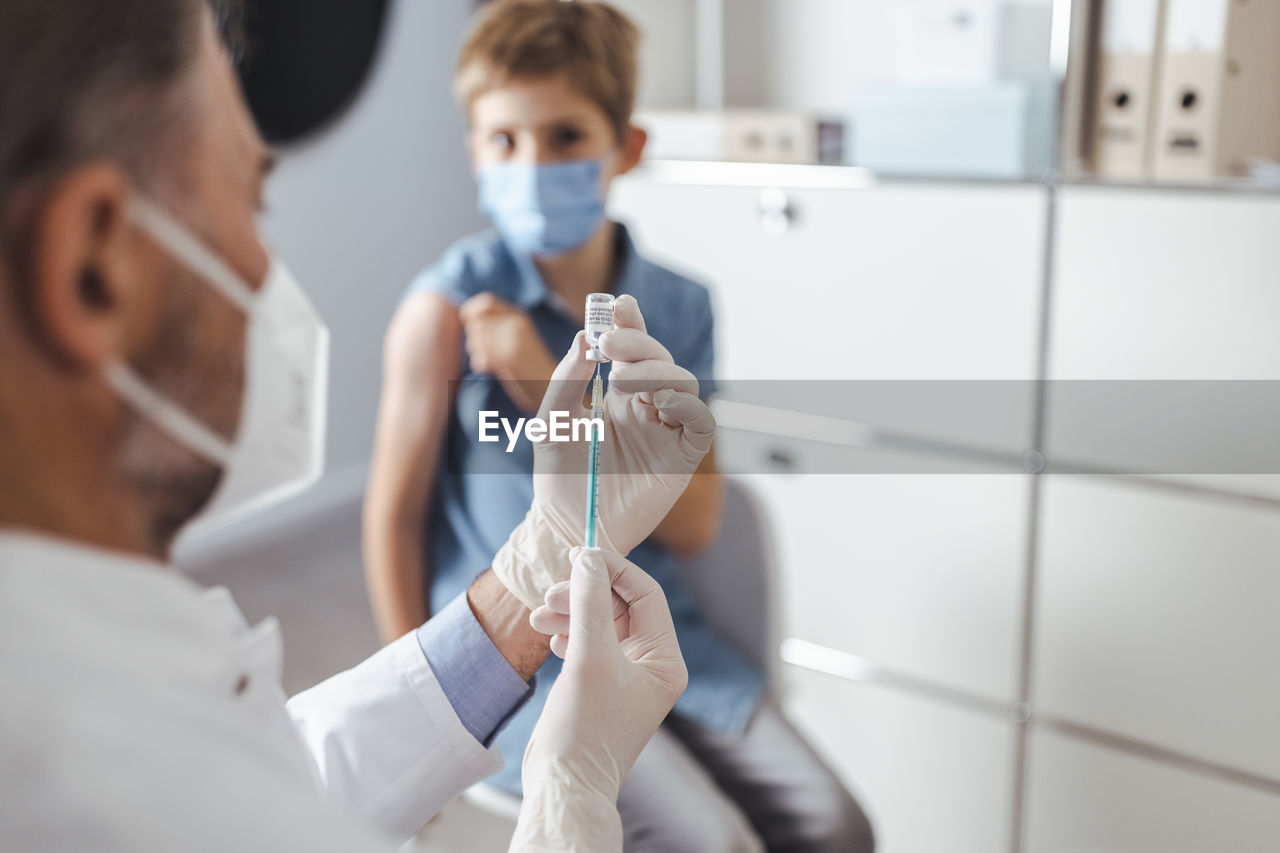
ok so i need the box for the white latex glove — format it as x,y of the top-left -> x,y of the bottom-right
491,294 -> 716,610
511,547 -> 688,853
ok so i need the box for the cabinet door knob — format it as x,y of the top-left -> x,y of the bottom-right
758,187 -> 795,236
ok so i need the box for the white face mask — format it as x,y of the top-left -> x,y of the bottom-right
105,196 -> 329,531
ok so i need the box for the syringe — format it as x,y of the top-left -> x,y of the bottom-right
584,363 -> 604,550
583,293 -> 614,551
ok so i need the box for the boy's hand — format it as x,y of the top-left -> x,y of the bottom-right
459,292 -> 557,412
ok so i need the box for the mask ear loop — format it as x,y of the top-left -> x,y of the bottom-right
103,360 -> 234,466
126,197 -> 258,314
105,195 -> 260,466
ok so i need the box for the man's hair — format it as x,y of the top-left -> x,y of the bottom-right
455,0 -> 640,141
0,0 -> 243,215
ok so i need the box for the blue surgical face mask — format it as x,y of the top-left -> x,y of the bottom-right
477,158 -> 607,257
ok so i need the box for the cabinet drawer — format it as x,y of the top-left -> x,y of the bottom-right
1026,729 -> 1280,853
1034,477 -> 1280,779
783,664 -> 1014,853
753,469 -> 1028,701
1050,187 -> 1280,381
1046,188 -> 1280,500
612,176 -> 1046,380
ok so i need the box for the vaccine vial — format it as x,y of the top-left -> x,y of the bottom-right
584,293 -> 615,362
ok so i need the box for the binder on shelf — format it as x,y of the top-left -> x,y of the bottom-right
1151,0 -> 1280,182
1092,0 -> 1165,179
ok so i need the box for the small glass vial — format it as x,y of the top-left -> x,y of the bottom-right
584,293 -> 615,362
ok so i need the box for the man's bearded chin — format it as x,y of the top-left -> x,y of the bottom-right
116,324 -> 237,547
116,267 -> 247,551
118,412 -> 226,550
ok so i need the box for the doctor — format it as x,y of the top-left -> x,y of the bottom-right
0,2 -> 713,851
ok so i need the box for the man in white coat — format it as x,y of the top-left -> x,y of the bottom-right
0,1 -> 716,851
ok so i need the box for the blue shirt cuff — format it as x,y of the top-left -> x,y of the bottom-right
416,594 -> 535,747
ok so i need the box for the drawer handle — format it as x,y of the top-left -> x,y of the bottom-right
766,448 -> 795,469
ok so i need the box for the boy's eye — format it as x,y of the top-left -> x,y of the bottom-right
490,132 -> 514,152
552,126 -> 584,148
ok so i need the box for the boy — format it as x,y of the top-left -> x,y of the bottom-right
364,2 -> 872,850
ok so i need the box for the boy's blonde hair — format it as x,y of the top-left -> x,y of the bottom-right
455,0 -> 639,142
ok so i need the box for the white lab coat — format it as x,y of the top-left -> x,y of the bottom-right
0,532 -> 503,851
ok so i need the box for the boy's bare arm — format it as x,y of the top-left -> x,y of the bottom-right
363,292 -> 462,643
652,448 -> 724,557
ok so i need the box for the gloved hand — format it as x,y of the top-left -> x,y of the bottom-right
491,294 -> 716,610
511,548 -> 688,852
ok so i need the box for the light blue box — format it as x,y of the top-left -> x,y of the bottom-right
847,80 -> 1056,179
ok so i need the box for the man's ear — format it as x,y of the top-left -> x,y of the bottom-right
28,165 -> 156,371
616,125 -> 648,176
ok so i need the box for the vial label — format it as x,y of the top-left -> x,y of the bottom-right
584,294 -> 615,347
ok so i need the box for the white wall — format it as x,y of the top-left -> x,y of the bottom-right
626,0 -> 1055,114
178,0 -> 484,556
723,0 -> 896,112
612,0 -> 699,108
614,0 -> 905,113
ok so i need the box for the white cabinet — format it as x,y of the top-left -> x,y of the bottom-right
783,665 -> 1015,853
1047,186 -> 1280,499
1034,477 -> 1280,780
613,171 -> 1043,701
746,471 -> 1028,702
1050,187 -> 1280,381
1026,730 -> 1280,853
613,173 -> 1042,704
612,171 -> 1047,380
610,168 -> 1280,852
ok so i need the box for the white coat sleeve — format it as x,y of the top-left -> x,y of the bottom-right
286,632 -> 504,841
